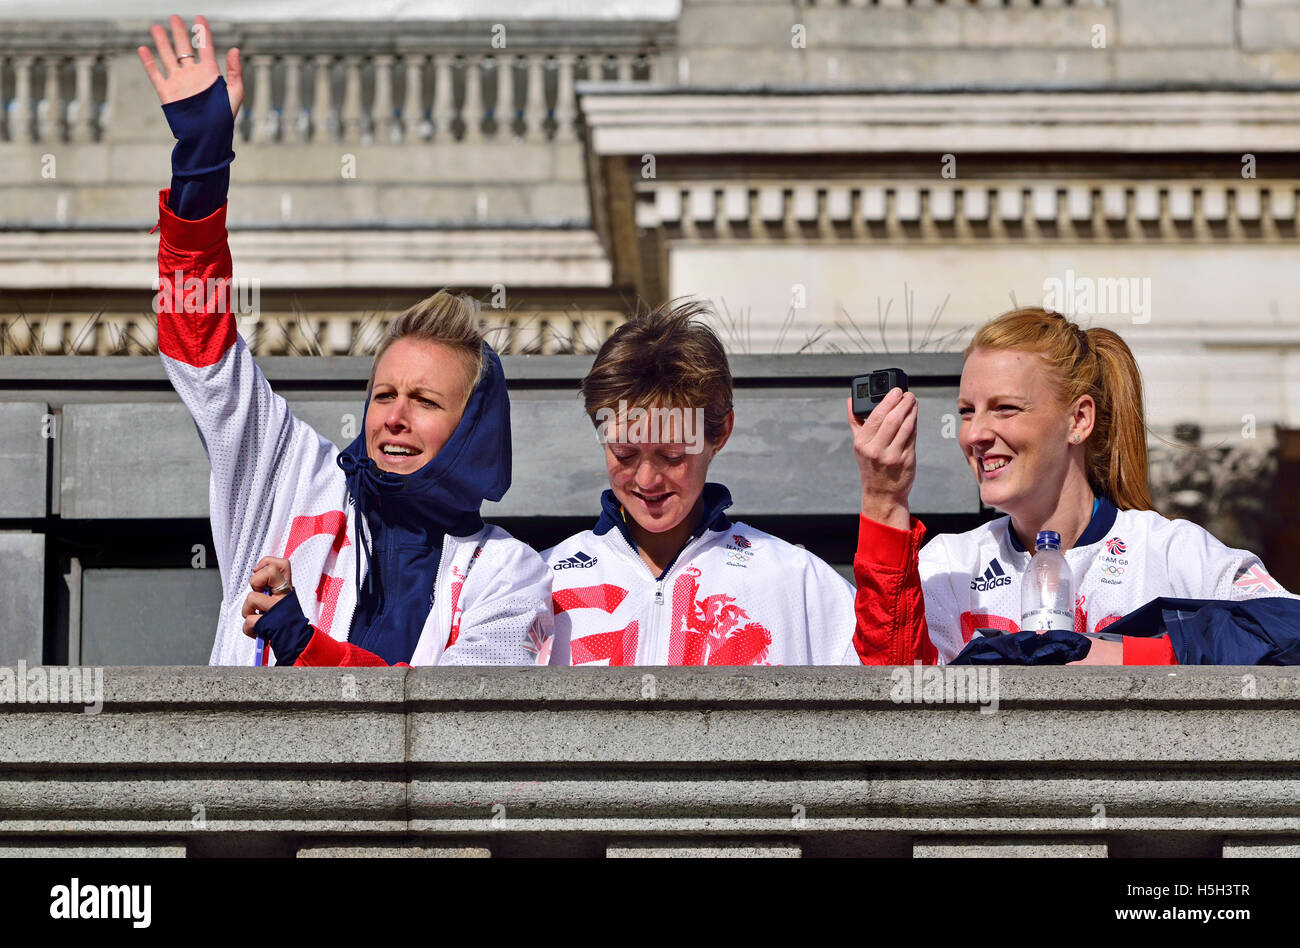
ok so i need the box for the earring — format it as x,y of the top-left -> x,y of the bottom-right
1071,435 -> 1081,444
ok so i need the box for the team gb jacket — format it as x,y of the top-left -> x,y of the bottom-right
544,485 -> 858,666
154,190 -> 550,667
854,495 -> 1295,666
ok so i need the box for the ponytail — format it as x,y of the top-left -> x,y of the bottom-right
966,308 -> 1154,511
1084,327 -> 1153,511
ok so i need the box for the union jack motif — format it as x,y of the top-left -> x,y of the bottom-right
527,618 -> 551,665
1234,564 -> 1281,594
1105,537 -> 1126,556
732,535 -> 751,549
280,511 -> 350,636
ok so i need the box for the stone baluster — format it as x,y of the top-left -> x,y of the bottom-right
402,54 -> 424,143
340,55 -> 363,143
41,318 -> 64,355
553,53 -> 576,142
616,54 -> 634,82
461,54 -> 483,142
494,54 -> 516,139
373,54 -> 396,143
40,55 -> 64,142
432,53 -> 453,140
250,54 -> 274,143
73,54 -> 97,142
325,319 -> 352,356
311,55 -> 333,142
13,55 -> 34,144
523,53 -> 546,141
282,54 -> 304,143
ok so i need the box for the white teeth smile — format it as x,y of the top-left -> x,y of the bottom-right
382,445 -> 418,456
982,457 -> 1010,472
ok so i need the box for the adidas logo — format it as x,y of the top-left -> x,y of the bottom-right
553,551 -> 598,570
970,557 -> 1013,591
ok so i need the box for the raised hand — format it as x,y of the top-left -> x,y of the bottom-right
137,14 -> 243,116
847,387 -> 918,531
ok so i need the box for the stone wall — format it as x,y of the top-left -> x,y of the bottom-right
676,0 -> 1300,85
2,665 -> 1298,857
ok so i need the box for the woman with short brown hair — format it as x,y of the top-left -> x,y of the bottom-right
543,299 -> 857,666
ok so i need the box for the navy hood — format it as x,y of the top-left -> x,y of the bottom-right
336,341 -> 512,590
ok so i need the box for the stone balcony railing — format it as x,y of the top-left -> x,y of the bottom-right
2,666 -> 1298,858
0,19 -> 671,147
0,17 -> 674,236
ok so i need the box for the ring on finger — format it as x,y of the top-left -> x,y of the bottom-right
271,580 -> 293,596
177,53 -> 194,62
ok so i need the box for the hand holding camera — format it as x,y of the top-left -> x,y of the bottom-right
847,368 -> 917,530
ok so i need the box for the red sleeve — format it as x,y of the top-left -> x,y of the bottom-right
853,514 -> 939,666
1122,635 -> 1178,665
293,627 -> 411,668
155,188 -> 236,368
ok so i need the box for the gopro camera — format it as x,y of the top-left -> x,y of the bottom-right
851,367 -> 909,419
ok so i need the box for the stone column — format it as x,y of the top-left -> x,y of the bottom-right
553,53 -> 576,142
461,54 -> 483,143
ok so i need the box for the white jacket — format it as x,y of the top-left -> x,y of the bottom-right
916,498 -> 1294,663
543,494 -> 857,666
155,191 -> 550,667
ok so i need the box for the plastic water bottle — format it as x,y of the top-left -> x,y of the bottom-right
1020,531 -> 1075,633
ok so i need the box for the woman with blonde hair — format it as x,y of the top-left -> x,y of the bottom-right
850,306 -> 1293,666
140,15 -> 549,666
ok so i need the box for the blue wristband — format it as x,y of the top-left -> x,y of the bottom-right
257,589 -> 314,667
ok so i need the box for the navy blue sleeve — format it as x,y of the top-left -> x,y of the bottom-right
950,628 -> 1091,665
257,589 -> 315,667
1165,599 -> 1300,665
161,76 -> 236,221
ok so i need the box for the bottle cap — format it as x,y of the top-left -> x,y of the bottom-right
1036,530 -> 1061,551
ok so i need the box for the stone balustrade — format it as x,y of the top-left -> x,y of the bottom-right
0,22 -> 666,146
1,665 -> 1298,857
0,51 -> 106,144
233,50 -> 655,147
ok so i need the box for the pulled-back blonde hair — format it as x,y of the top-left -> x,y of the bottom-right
966,307 -> 1154,511
369,290 -> 485,403
581,298 -> 734,444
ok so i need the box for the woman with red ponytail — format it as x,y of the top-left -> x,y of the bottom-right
850,307 -> 1294,666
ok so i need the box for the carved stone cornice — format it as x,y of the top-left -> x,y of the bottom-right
580,86 -> 1300,156
0,18 -> 677,55
579,86 -> 1300,301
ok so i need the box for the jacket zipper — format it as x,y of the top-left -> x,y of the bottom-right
344,506 -> 369,644
654,531 -> 720,664
609,529 -> 715,664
